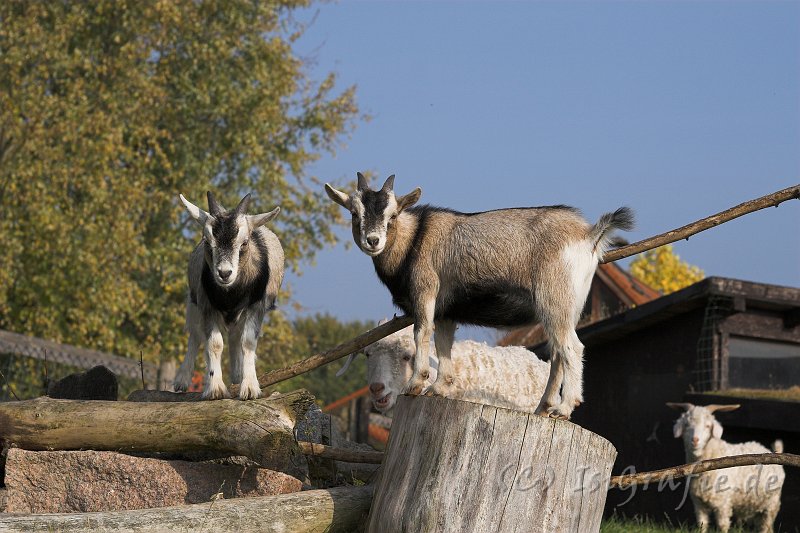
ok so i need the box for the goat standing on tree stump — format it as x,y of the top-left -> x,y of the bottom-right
174,192 -> 284,400
325,173 -> 633,419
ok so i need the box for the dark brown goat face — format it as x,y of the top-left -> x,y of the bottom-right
324,173 -> 421,256
179,192 -> 280,286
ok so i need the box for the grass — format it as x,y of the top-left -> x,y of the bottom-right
705,386 -> 800,403
601,515 -> 754,533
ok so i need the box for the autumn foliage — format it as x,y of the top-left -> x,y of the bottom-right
629,245 -> 705,295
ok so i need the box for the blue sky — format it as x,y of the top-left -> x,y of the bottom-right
284,1 -> 800,336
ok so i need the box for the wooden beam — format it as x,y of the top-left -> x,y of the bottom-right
610,452 -> 800,488
0,485 -> 373,533
603,184 -> 800,263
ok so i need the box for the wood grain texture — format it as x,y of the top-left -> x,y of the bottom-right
0,391 -> 314,473
0,485 -> 372,533
367,395 -> 617,533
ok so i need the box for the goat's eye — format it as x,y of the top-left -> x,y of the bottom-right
402,355 -> 411,362
390,213 -> 398,220
241,240 -> 249,248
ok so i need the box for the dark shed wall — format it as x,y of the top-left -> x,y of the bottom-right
575,306 -> 799,530
575,308 -> 706,524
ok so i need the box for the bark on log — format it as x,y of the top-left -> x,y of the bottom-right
367,395 -> 617,533
0,391 -> 314,473
0,485 -> 373,533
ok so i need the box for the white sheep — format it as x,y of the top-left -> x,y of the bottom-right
668,402 -> 785,533
339,325 -> 553,414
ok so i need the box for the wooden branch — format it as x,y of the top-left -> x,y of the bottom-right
0,485 -> 373,533
258,314 -> 414,387
298,441 -> 384,464
602,184 -> 800,263
0,392 -> 315,473
609,452 -> 800,488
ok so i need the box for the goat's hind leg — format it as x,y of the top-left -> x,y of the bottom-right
427,320 -> 460,398
542,329 -> 584,420
174,304 -> 202,392
237,311 -> 263,400
535,351 -> 563,417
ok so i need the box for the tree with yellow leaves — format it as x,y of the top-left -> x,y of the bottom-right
629,244 -> 705,295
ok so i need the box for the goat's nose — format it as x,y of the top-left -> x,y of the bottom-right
369,382 -> 385,395
366,235 -> 379,247
218,268 -> 232,280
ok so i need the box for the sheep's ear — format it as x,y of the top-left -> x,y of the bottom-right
207,191 -> 225,217
397,187 -> 422,211
247,206 -> 280,228
672,420 -> 683,438
666,402 -> 693,412
706,404 -> 740,413
325,183 -> 351,209
180,194 -> 212,226
336,353 -> 358,377
357,172 -> 369,191
712,421 -> 724,439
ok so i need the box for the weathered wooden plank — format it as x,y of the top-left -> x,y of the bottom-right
0,485 -> 372,533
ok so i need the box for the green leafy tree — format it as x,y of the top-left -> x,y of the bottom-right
629,244 -> 705,295
0,1 -> 359,366
267,314 -> 373,406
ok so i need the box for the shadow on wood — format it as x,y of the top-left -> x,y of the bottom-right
367,395 -> 617,533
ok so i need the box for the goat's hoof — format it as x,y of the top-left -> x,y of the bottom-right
202,383 -> 230,400
238,380 -> 262,400
401,380 -> 426,396
429,381 -> 460,398
546,403 -> 573,420
173,381 -> 189,393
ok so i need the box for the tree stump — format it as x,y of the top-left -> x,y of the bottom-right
367,396 -> 617,533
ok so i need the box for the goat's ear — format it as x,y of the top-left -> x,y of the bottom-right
672,420 -> 683,438
247,206 -> 280,228
712,421 -> 724,439
706,404 -> 740,413
397,187 -> 422,211
180,194 -> 212,226
325,183 -> 351,209
666,402 -> 693,412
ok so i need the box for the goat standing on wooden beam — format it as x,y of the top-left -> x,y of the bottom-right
174,192 -> 284,400
325,173 -> 633,419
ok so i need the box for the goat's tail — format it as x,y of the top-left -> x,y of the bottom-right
772,439 -> 784,453
590,207 -> 635,257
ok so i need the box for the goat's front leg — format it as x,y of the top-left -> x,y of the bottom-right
237,312 -> 263,400
428,320 -> 460,398
202,324 -> 229,400
402,292 -> 437,396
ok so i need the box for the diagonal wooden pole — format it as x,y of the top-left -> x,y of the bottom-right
603,184 -> 800,263
258,315 -> 414,388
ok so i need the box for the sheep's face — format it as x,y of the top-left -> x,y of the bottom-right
180,192 -> 280,286
325,173 -> 421,257
673,406 -> 723,457
364,329 -> 417,413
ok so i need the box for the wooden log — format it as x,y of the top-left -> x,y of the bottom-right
0,391 -> 314,473
0,485 -> 373,533
367,395 -> 617,533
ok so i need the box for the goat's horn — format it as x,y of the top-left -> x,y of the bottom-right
207,191 -> 224,216
381,174 -> 395,192
705,404 -> 740,413
235,193 -> 252,215
666,402 -> 693,411
357,172 -> 369,190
